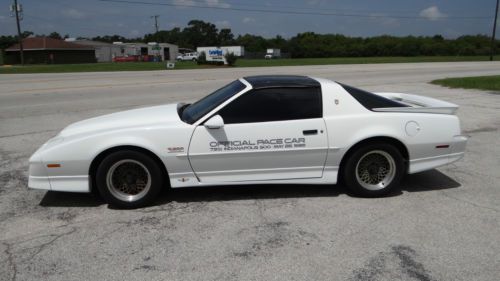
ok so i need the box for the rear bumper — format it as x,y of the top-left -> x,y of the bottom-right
409,134 -> 469,174
450,134 -> 469,156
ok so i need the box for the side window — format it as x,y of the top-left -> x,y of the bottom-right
218,87 -> 322,124
339,83 -> 408,110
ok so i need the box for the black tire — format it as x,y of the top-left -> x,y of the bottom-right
95,150 -> 164,208
192,58 -> 197,62
343,143 -> 404,197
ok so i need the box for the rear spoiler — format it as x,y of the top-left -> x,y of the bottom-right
372,92 -> 459,115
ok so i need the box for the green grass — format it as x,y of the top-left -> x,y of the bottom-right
236,56 -> 496,67
0,62 -> 188,74
431,75 -> 500,93
0,56 -> 496,74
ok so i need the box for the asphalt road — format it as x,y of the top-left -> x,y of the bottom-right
1,62 -> 499,281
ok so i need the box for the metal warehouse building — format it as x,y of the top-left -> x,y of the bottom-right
66,40 -> 178,62
66,39 -> 123,63
112,42 -> 179,62
5,37 -> 96,64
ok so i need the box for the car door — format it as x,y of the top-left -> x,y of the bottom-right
188,87 -> 328,183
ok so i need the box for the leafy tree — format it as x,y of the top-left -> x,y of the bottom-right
91,35 -> 130,43
218,28 -> 234,46
4,20 -> 498,61
49,32 -> 62,39
21,31 -> 34,38
183,20 -> 219,48
235,34 -> 268,52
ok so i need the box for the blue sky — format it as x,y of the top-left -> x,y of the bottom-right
0,0 -> 498,38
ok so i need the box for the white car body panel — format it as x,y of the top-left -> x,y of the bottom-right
28,76 -> 468,193
189,118 -> 328,182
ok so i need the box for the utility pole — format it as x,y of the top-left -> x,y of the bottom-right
151,15 -> 159,33
491,0 -> 499,61
11,0 -> 24,65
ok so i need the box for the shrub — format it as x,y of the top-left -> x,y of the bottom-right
224,52 -> 237,66
197,51 -> 206,65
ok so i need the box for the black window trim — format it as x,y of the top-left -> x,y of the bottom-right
338,82 -> 408,111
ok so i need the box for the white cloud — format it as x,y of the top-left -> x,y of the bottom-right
172,0 -> 229,8
419,6 -> 447,21
0,15 -> 8,24
205,0 -> 230,8
173,0 -> 195,7
167,22 -> 181,28
369,13 -> 400,27
130,29 -> 140,37
61,8 -> 86,19
306,0 -> 326,5
215,20 -> 230,28
242,17 -> 255,24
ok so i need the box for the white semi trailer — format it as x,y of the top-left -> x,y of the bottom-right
197,46 -> 245,64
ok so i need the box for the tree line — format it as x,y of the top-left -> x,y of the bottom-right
1,19 -> 499,58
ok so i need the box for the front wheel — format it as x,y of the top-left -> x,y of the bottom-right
343,143 -> 405,197
96,150 -> 164,208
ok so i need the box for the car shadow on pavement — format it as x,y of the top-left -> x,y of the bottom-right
163,183 -> 346,204
38,169 -> 460,208
39,191 -> 104,207
400,169 -> 461,193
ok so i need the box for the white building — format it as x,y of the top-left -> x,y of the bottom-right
114,42 -> 179,61
66,39 -> 179,62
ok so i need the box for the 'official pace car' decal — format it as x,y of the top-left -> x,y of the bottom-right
209,138 -> 306,152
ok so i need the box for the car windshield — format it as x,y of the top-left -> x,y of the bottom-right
181,80 -> 246,124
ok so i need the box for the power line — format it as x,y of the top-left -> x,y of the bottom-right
98,0 -> 493,20
174,0 -> 468,15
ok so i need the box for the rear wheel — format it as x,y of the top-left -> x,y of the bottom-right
343,143 -> 404,197
96,150 -> 164,208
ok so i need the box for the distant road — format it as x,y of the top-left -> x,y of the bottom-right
1,62 -> 499,138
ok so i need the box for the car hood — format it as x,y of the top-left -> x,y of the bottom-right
59,103 -> 183,138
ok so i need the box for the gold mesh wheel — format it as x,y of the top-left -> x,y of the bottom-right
106,159 -> 151,202
355,150 -> 396,191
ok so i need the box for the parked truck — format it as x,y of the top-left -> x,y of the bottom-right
265,48 -> 281,59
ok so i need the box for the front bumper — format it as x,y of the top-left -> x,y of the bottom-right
28,151 -> 90,193
28,173 -> 90,193
28,155 -> 51,190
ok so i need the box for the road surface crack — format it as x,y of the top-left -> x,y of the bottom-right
3,242 -> 18,281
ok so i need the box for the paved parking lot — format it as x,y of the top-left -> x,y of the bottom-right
1,62 -> 499,281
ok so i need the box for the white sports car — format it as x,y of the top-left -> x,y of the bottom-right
29,75 -> 468,208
